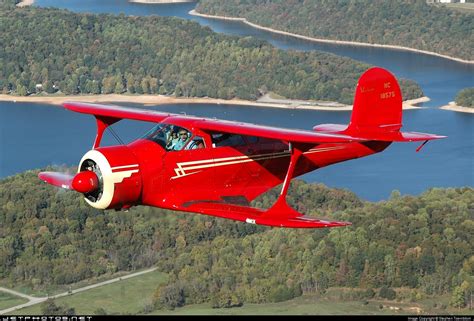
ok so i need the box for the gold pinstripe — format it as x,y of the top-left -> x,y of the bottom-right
171,146 -> 345,179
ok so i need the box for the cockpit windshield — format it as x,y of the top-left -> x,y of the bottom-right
142,124 -> 192,151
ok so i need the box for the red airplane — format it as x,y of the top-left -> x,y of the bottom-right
38,67 -> 445,228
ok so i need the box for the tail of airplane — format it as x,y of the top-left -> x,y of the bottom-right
314,67 -> 445,145
346,67 -> 402,136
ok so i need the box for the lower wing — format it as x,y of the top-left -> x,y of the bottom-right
174,201 -> 350,229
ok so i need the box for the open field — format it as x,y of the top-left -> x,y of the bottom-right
443,3 -> 474,13
10,271 -> 472,316
15,270 -> 167,315
150,294 -> 469,316
0,293 -> 28,310
0,269 -> 148,298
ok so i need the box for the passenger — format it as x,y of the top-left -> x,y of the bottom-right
172,130 -> 189,150
166,131 -> 179,150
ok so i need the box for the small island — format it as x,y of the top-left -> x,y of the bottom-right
440,88 -> 474,114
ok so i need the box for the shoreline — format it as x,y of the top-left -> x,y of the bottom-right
128,0 -> 195,3
0,94 -> 428,111
440,101 -> 474,114
189,10 -> 474,65
16,0 -> 34,7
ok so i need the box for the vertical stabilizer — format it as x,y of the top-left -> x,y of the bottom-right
346,67 -> 403,135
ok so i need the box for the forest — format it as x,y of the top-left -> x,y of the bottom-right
196,0 -> 474,61
0,171 -> 472,311
0,3 -> 423,104
455,88 -> 474,108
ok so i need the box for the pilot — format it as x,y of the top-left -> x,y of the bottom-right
172,130 -> 189,150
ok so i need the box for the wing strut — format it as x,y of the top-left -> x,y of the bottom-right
93,116 -> 120,149
262,143 -> 303,219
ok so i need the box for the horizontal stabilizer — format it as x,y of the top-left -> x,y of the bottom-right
314,124 -> 446,142
38,172 -> 74,190
359,131 -> 446,142
177,202 -> 351,229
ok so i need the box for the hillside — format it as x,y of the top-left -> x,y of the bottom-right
0,171 -> 472,311
0,4 -> 423,104
196,0 -> 474,62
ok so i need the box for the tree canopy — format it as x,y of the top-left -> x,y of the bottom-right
455,88 -> 474,108
197,0 -> 474,61
0,4 -> 422,104
0,170 -> 472,309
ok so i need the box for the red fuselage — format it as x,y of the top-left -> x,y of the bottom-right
91,126 -> 390,211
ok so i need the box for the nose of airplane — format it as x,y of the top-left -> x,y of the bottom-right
72,171 -> 99,194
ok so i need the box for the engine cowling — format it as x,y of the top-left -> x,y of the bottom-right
78,146 -> 142,210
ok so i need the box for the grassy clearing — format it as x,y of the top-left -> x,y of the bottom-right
0,270 -> 146,298
16,270 -> 167,315
0,282 -> 47,298
267,92 -> 287,100
12,280 -> 472,316
0,292 -> 28,310
151,293 -> 471,316
443,3 -> 474,13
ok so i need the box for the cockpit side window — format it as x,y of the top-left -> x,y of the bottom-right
143,124 -> 192,151
211,133 -> 246,147
142,124 -> 168,148
245,136 -> 259,144
169,128 -> 191,151
186,136 -> 206,150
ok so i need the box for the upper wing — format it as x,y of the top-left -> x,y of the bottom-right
64,101 -> 174,123
63,101 -> 366,145
190,118 -> 365,144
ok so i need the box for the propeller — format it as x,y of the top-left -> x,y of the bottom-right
39,171 -> 99,194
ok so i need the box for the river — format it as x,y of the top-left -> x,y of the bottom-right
0,0 -> 472,201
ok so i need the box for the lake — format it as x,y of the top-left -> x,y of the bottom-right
1,101 -> 472,201
0,0 -> 472,201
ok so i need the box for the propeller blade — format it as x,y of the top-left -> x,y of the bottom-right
39,171 -> 99,194
38,172 -> 75,190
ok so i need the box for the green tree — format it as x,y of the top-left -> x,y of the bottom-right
40,299 -> 76,315
379,286 -> 396,300
455,88 -> 474,108
450,286 -> 466,309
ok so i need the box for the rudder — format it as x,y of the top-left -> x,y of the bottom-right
346,67 -> 402,135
